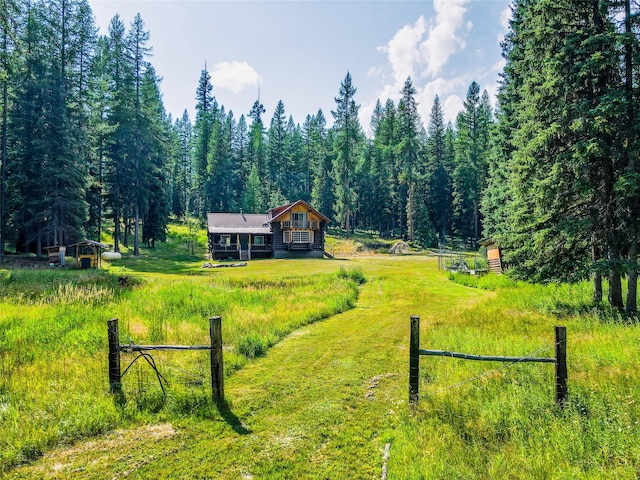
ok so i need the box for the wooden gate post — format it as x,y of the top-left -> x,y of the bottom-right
209,316 -> 224,405
409,316 -> 420,405
555,326 -> 568,407
107,318 -> 121,394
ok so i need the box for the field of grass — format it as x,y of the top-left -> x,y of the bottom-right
1,228 -> 639,479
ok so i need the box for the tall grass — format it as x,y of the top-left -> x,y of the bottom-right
0,265 -> 361,471
388,272 -> 640,479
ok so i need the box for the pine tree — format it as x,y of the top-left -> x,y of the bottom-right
331,72 -> 362,238
397,77 -> 425,242
485,0 -> 633,311
139,66 -> 169,248
309,109 -> 333,221
266,99 -> 287,200
193,65 -> 215,218
427,95 -> 452,241
0,0 -> 21,259
247,97 -> 266,210
452,81 -> 492,245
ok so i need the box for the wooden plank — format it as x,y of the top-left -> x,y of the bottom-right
121,345 -> 211,352
487,248 -> 501,260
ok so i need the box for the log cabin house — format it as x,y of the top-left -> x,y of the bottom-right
207,200 -> 330,260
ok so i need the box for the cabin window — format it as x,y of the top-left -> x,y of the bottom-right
254,236 -> 264,245
291,212 -> 307,228
284,231 -> 291,243
291,231 -> 312,243
220,234 -> 231,246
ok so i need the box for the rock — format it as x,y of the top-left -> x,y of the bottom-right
389,240 -> 410,255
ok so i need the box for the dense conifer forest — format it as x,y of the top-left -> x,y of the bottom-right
1,0 -> 639,311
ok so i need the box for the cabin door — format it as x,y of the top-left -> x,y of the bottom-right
240,234 -> 249,251
239,234 -> 250,260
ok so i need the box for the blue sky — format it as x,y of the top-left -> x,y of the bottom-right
88,0 -> 512,134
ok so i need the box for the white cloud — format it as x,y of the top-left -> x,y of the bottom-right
498,6 -> 511,42
443,95 -> 464,123
500,6 -> 511,30
419,0 -> 471,78
210,61 -> 261,94
381,15 -> 427,86
362,0 -> 475,130
417,75 -> 469,124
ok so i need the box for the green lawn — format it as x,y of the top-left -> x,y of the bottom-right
2,235 -> 639,479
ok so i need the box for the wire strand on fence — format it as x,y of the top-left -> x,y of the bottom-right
121,351 -> 169,394
420,341 -> 560,398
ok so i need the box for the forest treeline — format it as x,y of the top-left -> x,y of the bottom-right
1,0 -> 639,312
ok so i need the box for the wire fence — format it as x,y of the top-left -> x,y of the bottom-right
422,342 -> 558,397
409,316 -> 568,407
108,317 -> 225,405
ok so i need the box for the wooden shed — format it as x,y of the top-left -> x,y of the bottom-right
68,240 -> 111,269
43,245 -> 67,266
479,238 -> 503,274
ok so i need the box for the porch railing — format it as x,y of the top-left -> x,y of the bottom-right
280,220 -> 320,229
213,243 -> 239,251
250,244 -> 272,252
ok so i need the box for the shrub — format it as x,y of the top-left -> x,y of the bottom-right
337,266 -> 367,285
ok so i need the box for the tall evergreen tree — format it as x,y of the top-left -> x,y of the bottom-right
247,97 -> 266,210
397,77 -> 425,242
331,72 -> 362,238
309,109 -> 333,221
427,95 -> 452,241
192,64 -> 214,218
452,81 -> 492,244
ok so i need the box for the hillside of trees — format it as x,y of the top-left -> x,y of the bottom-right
1,0 -> 639,312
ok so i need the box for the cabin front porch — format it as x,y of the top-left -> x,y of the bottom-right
209,233 -> 273,260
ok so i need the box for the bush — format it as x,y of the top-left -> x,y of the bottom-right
237,334 -> 268,359
337,266 -> 366,285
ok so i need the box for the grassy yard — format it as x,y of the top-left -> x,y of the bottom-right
1,229 -> 639,479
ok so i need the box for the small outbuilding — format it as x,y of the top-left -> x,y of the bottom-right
68,240 -> 112,269
43,245 -> 67,266
479,238 -> 503,274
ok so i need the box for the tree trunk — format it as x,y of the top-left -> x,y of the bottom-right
624,0 -> 637,317
608,246 -> 624,311
0,30 -> 7,263
473,199 -> 479,244
626,242 -> 637,316
345,205 -> 350,239
592,243 -> 602,303
408,181 -> 414,242
134,201 -> 140,256
113,207 -> 120,252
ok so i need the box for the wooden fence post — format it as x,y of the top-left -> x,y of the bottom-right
209,316 -> 224,405
555,326 -> 568,407
107,318 -> 121,394
409,315 -> 420,405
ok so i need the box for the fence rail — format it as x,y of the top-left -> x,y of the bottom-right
409,316 -> 567,407
108,316 -> 224,404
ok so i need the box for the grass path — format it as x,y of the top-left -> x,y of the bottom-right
7,256 -> 489,479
